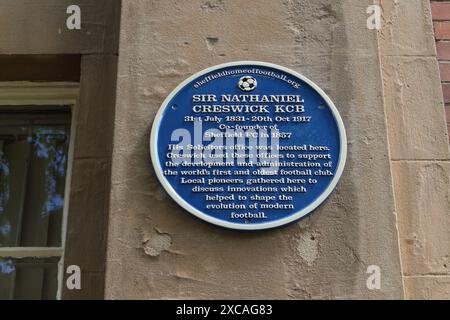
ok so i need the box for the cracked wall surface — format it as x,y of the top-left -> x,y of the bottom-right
105,0 -> 405,299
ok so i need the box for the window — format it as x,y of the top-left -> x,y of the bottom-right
0,83 -> 78,300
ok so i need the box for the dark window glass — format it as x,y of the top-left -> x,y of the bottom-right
0,109 -> 71,248
0,257 -> 60,300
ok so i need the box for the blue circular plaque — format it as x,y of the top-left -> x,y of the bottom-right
151,61 -> 347,230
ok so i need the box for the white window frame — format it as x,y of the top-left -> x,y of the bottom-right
0,81 -> 79,300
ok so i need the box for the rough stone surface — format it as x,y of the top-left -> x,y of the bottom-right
379,0 -> 436,57
0,0 -> 121,54
105,0 -> 404,299
142,229 -> 173,257
380,0 -> 450,160
404,276 -> 450,300
379,0 -> 450,300
381,56 -> 450,160
392,161 -> 450,276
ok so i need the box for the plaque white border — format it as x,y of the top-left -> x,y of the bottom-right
150,61 -> 347,230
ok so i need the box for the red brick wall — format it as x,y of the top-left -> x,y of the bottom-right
431,1 -> 450,142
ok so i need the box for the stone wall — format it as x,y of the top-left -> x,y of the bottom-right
105,0 -> 404,299
2,0 -> 448,300
379,0 -> 450,299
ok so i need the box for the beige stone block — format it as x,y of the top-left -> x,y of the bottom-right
392,161 -> 450,276
405,276 -> 450,300
382,56 -> 450,160
379,0 -> 436,57
0,0 -> 120,54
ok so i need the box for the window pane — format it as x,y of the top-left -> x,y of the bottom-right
0,257 -> 60,300
0,110 -> 70,247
